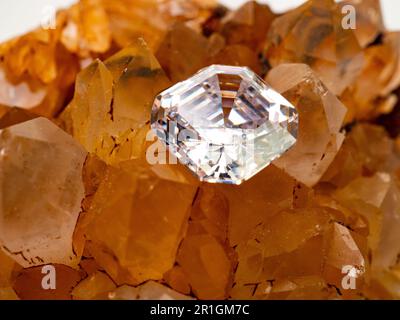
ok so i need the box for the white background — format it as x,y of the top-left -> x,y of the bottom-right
0,0 -> 399,43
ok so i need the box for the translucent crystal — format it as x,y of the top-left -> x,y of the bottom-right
151,65 -> 299,185
0,117 -> 87,268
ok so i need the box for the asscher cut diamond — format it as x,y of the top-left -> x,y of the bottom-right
151,65 -> 298,185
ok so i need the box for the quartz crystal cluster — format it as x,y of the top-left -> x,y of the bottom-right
1,0 -> 400,300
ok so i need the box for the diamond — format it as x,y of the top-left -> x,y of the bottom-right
151,65 -> 298,185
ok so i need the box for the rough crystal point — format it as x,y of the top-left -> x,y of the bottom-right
0,117 -> 87,267
264,0 -> 364,96
62,40 -> 171,165
267,63 -> 347,187
85,160 -> 198,285
152,65 -> 299,185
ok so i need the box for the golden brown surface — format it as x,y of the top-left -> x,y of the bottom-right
0,0 -> 400,300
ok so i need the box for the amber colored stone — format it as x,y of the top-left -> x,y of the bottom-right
176,185 -> 235,300
323,124 -> 397,187
61,0 -> 112,56
109,281 -> 193,300
0,287 -> 19,300
219,165 -> 299,247
323,223 -> 366,295
0,66 -> 47,110
163,266 -> 191,295
339,0 -> 384,48
79,258 -> 104,276
0,17 -> 80,117
73,155 -> 108,259
1,0 -> 216,118
211,44 -> 262,75
266,63 -> 346,187
318,123 -> 400,299
156,23 -> 212,83
13,265 -> 84,300
102,0 -> 216,52
177,234 -> 233,300
219,1 -> 274,51
231,209 -> 331,300
264,0 -> 364,96
157,22 -> 264,83
0,107 -> 38,129
61,40 -> 170,165
0,250 -> 16,288
0,117 -> 87,268
84,160 -> 198,285
341,33 -> 400,122
72,271 -> 116,300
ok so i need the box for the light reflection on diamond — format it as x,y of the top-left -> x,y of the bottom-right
151,65 -> 299,185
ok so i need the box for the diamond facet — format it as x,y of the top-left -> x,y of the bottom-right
151,65 -> 299,185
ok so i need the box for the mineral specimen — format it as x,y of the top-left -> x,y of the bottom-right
72,271 -> 116,300
61,39 -> 171,165
0,0 -> 400,302
152,64 -> 298,185
264,0 -> 364,96
175,185 -> 235,299
266,63 -> 346,187
219,1 -> 275,51
84,160 -> 198,285
0,117 -> 87,268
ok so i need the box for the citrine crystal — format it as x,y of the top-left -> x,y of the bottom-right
0,117 -> 87,268
266,64 -> 347,187
84,161 -> 198,285
152,65 -> 298,185
264,0 -> 364,96
61,40 -> 170,165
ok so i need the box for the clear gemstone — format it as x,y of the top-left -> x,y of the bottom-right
151,65 -> 298,185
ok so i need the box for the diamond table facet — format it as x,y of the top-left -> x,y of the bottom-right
151,65 -> 299,185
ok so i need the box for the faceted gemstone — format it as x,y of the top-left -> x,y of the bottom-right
266,63 -> 347,187
264,0 -> 364,96
61,41 -> 171,165
152,64 -> 299,185
108,281 -> 193,300
0,117 -> 87,268
13,264 -> 84,300
84,160 -> 198,285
